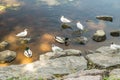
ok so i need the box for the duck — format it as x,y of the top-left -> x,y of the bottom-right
24,47 -> 32,58
54,36 -> 69,46
16,29 -> 28,37
52,44 -> 63,52
60,16 -> 71,23
76,21 -> 84,31
110,42 -> 120,50
110,42 -> 120,53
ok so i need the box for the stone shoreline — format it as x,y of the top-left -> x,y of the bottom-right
0,46 -> 120,80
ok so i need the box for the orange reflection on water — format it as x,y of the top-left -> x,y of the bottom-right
4,33 -> 17,43
0,63 -> 8,67
16,51 -> 33,64
38,33 -> 54,52
41,33 -> 54,41
39,42 -> 51,52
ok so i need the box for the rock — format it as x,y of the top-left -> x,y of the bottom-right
72,30 -> 83,37
39,49 -> 82,61
73,36 -> 88,44
96,15 -> 113,22
0,41 -> 9,50
45,56 -> 87,71
87,46 -> 120,68
63,69 -> 106,79
92,30 -> 106,42
64,49 -> 82,56
63,69 -> 105,80
110,30 -> 120,37
61,24 -> 72,30
17,38 -> 31,44
0,50 -> 16,63
0,62 -> 55,80
96,46 -> 115,54
0,55 -> 87,80
64,75 -> 102,80
109,69 -> 120,79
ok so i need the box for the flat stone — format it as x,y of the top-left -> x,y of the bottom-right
45,56 -> 87,72
0,55 -> 87,80
64,49 -> 82,56
87,46 -> 120,68
64,75 -> 102,80
0,50 -> 16,63
109,69 -> 120,79
63,69 -> 106,79
39,49 -> 82,61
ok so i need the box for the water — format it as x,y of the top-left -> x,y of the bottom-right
0,0 -> 120,66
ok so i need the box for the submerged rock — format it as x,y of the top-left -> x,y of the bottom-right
61,24 -> 72,30
0,50 -> 16,63
110,30 -> 120,37
92,30 -> 106,42
0,41 -> 9,50
72,30 -> 83,37
17,38 -> 31,44
96,15 -> 113,22
73,36 -> 88,45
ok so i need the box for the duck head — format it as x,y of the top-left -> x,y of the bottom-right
25,47 -> 29,50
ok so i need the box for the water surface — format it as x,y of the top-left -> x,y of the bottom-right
0,0 -> 120,66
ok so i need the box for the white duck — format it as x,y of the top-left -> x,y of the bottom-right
16,29 -> 28,37
110,42 -> 120,50
60,16 -> 71,23
24,47 -> 32,58
52,44 -> 63,52
76,21 -> 84,30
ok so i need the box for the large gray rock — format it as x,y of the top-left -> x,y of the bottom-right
109,69 -> 120,79
63,69 -> 105,80
0,55 -> 87,80
39,49 -> 82,61
0,50 -> 16,63
92,30 -> 106,42
87,46 -> 120,68
0,49 -> 87,80
45,56 -> 87,71
0,61 -> 54,80
39,49 -> 86,75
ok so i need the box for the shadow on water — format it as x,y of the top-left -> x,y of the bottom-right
0,0 -> 120,66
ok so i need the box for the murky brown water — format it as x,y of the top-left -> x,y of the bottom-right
0,0 -> 120,66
